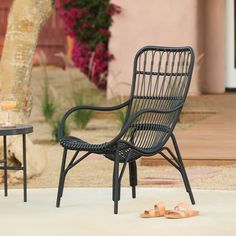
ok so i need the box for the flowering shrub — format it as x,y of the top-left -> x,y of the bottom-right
57,0 -> 121,89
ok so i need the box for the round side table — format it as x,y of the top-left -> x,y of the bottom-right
0,124 -> 33,202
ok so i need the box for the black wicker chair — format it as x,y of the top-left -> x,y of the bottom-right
56,46 -> 195,214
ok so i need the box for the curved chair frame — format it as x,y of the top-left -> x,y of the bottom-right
56,46 -> 195,214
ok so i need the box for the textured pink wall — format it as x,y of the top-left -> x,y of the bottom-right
108,0 -> 226,97
108,0 -> 200,97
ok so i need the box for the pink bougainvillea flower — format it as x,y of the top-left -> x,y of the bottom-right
99,28 -> 111,37
57,0 -> 121,89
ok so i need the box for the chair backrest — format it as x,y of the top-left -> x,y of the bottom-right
122,46 -> 194,152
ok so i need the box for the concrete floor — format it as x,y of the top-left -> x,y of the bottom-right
0,187 -> 236,236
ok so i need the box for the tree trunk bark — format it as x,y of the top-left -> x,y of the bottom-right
0,0 -> 53,115
0,0 -> 54,183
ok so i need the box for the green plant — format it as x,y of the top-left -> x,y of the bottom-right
73,91 -> 93,129
115,97 -> 127,126
57,0 -> 121,89
52,118 -> 70,142
39,50 -> 56,121
42,78 -> 55,121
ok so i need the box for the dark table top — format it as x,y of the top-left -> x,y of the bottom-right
0,124 -> 33,136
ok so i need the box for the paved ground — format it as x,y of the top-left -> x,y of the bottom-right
0,188 -> 235,236
23,143 -> 236,190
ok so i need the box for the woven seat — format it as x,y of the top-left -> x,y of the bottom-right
56,46 -> 195,214
60,136 -> 141,162
60,136 -> 114,153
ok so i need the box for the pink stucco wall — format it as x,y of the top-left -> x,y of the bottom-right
108,0 -> 200,97
108,0 -> 225,97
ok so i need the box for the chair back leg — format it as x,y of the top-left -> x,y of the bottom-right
171,134 -> 195,204
129,161 -> 137,198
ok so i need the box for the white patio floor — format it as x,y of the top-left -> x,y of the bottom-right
0,187 -> 235,236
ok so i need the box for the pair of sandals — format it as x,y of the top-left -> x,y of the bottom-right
140,202 -> 199,219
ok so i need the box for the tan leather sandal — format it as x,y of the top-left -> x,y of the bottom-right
140,201 -> 166,218
164,202 -> 199,219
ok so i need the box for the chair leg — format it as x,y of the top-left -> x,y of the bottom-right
171,134 -> 195,205
179,158 -> 195,204
112,154 -> 120,214
56,148 -> 67,208
60,174 -> 66,198
129,161 -> 137,199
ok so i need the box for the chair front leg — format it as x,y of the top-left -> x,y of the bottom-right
171,133 -> 195,205
112,152 -> 120,214
56,148 -> 68,208
129,161 -> 137,198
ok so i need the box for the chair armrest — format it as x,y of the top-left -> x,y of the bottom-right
120,101 -> 184,133
58,99 -> 131,140
106,102 -> 184,153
